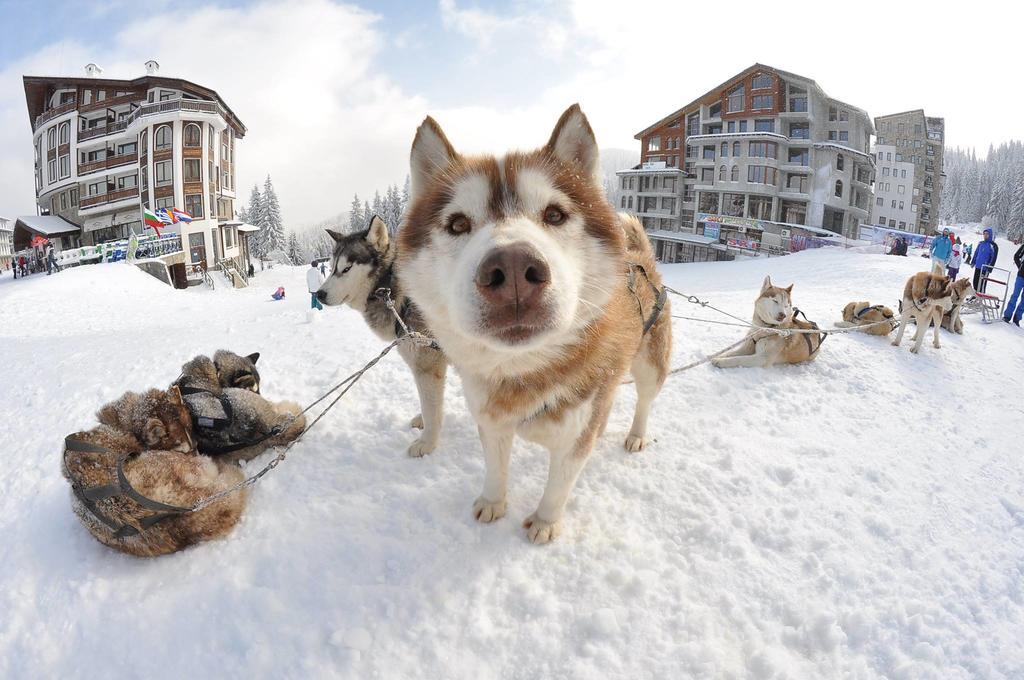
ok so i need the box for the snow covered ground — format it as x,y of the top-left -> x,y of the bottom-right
0,239 -> 1021,679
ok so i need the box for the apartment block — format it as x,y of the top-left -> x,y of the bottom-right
617,64 -> 875,263
18,62 -> 251,284
869,110 -> 944,234
0,215 -> 12,270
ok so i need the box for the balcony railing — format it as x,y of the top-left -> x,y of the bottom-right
79,187 -> 139,209
78,120 -> 129,142
126,98 -> 221,126
77,152 -> 139,176
34,99 -> 77,130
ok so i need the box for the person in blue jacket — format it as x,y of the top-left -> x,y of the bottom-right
929,229 -> 952,274
970,228 -> 1000,293
1003,241 -> 1024,326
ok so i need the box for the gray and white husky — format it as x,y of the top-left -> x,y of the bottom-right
316,216 -> 448,457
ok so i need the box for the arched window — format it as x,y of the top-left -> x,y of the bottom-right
155,124 -> 172,150
140,129 -> 148,155
47,127 -> 56,149
731,165 -> 739,182
835,180 -> 843,198
836,153 -> 844,171
719,165 -> 726,181
183,123 -> 201,148
721,142 -> 728,157
732,141 -> 740,156
58,122 -> 69,145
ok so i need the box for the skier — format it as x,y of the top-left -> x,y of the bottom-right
947,238 -> 962,280
307,260 -> 325,310
929,229 -> 952,275
1003,241 -> 1024,326
970,227 -> 1000,293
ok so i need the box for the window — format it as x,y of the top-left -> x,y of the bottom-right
185,193 -> 204,218
141,166 -> 148,192
839,109 -> 849,122
836,154 -> 844,171
117,142 -> 137,156
895,153 -> 903,162
731,166 -> 739,182
749,142 -> 777,158
913,187 -> 920,196
788,86 -> 808,112
752,73 -> 772,89
886,153 -> 892,161
58,122 -> 69,145
620,196 -> 626,208
788,148 -> 809,165
83,90 -> 93,105
722,193 -> 744,217
700,167 -> 714,183
889,219 -> 896,228
159,90 -> 175,101
749,195 -> 772,219
47,127 -> 56,149
648,136 -> 661,152
786,174 -> 808,192
882,167 -> 890,177
721,142 -> 728,157
912,204 -> 918,213
899,221 -> 906,229
748,166 -> 777,185
899,201 -> 904,211
727,85 -> 745,113
699,192 -> 719,213
627,196 -> 633,209
838,131 -> 849,142
155,125 -> 172,150
891,200 -> 896,209
789,122 -> 809,139
751,95 -> 773,110
753,119 -> 773,133
87,181 -> 103,196
140,130 -> 148,155
829,106 -> 837,122
834,180 -> 843,198
59,155 -> 69,179
685,145 -> 697,159
876,197 -> 884,206
667,119 -> 680,129
782,200 -> 807,225
48,159 -> 56,181
60,192 -> 67,211
727,121 -> 736,133
117,174 -> 137,189
703,146 -> 715,160
719,165 -> 726,181
732,141 -> 740,156
97,90 -> 106,102
686,112 -> 700,136
708,102 -> 722,118
184,158 -> 202,182
155,160 -> 173,185
897,185 -> 905,195
739,121 -> 748,132
183,123 -> 201,148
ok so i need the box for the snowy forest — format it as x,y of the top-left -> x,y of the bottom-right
941,141 -> 1024,240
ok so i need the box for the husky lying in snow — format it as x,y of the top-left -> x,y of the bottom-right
62,387 -> 249,557
892,272 -> 956,354
835,301 -> 897,336
711,276 -> 823,368
174,351 -> 305,463
315,216 -> 448,457
396,104 -> 672,544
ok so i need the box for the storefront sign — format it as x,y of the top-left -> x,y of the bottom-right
727,237 -> 760,251
703,223 -> 720,240
697,213 -> 769,231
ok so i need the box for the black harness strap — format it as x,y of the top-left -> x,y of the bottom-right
855,304 -> 893,320
792,308 -> 825,356
627,263 -> 668,336
177,382 -> 285,455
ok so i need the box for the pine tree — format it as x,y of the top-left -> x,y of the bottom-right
263,175 -> 285,255
246,184 -> 265,257
1009,164 -> 1024,242
371,191 -> 383,223
383,184 -> 402,235
349,194 -> 363,232
286,231 -> 302,265
363,200 -> 371,229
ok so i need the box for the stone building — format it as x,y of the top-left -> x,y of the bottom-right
869,110 -> 944,234
617,64 -> 874,262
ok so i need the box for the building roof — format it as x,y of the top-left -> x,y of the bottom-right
646,230 -> 724,247
22,74 -> 246,136
223,220 -> 260,232
874,109 -> 926,121
634,63 -> 873,140
14,214 -> 81,236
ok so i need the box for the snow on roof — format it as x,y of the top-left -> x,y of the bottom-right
14,214 -> 80,235
812,142 -> 875,162
646,229 -> 723,247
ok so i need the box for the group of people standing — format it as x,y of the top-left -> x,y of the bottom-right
8,245 -> 61,279
929,227 -> 999,293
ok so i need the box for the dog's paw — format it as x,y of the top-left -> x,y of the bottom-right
406,436 -> 436,457
409,414 -> 424,430
909,345 -> 919,354
473,496 -> 506,523
890,340 -> 900,346
522,513 -> 561,544
710,357 -> 724,368
624,434 -> 647,453
933,341 -> 941,349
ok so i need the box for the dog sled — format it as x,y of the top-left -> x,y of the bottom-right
961,266 -> 1009,324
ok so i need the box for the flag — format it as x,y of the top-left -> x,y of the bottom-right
155,207 -> 175,224
171,208 -> 193,223
143,208 -> 164,234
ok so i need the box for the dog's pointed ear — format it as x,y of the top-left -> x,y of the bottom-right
246,352 -> 260,365
784,284 -> 794,294
326,229 -> 345,242
168,385 -> 183,406
410,116 -> 457,202
545,103 -> 600,182
761,275 -> 772,293
366,215 -> 390,252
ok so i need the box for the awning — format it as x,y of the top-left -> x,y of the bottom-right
13,215 -> 80,250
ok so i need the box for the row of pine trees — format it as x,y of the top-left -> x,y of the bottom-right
238,175 -> 285,259
941,141 -> 1024,241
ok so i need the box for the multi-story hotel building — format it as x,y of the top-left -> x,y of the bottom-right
0,215 -> 12,270
18,62 -> 249,282
869,110 -> 944,234
617,64 -> 875,263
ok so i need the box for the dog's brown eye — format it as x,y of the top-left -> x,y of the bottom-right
447,213 -> 471,235
543,206 -> 566,226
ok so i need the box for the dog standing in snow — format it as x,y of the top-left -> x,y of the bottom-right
711,276 -> 823,368
316,216 -> 448,457
892,272 -> 954,353
396,104 -> 672,544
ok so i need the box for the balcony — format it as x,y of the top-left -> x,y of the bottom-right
34,99 -> 77,130
126,98 -> 221,126
79,187 -> 139,209
79,92 -> 138,114
78,120 -> 129,142
77,152 -> 138,176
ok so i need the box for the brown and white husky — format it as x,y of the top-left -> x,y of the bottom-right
892,272 -> 954,353
396,104 -> 672,544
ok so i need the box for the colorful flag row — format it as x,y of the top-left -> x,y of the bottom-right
142,207 -> 193,232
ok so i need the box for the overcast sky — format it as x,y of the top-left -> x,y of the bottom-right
0,0 -> 1020,227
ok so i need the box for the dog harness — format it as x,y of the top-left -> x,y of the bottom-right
791,308 -> 826,356
855,304 -> 893,320
626,263 -> 668,336
175,382 -> 284,456
63,436 -> 193,539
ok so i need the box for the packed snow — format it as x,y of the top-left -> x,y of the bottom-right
0,232 -> 1021,679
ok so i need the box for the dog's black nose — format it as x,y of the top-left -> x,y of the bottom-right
315,289 -> 327,303
475,244 -> 550,312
